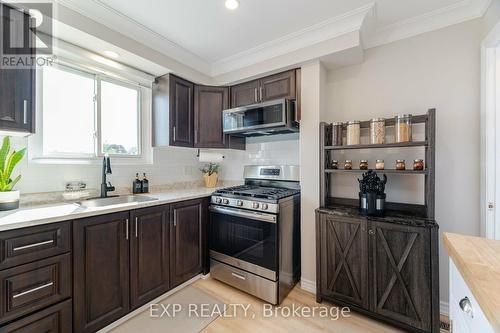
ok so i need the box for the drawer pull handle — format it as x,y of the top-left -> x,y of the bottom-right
13,282 -> 54,299
459,297 -> 474,318
231,272 -> 246,280
13,240 -> 54,251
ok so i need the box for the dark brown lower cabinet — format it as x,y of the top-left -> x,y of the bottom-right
0,299 -> 72,333
130,205 -> 170,309
316,208 -> 439,333
170,199 -> 207,288
73,211 -> 130,333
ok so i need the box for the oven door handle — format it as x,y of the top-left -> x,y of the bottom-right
209,205 -> 277,223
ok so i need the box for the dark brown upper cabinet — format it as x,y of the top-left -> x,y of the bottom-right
169,75 -> 194,147
0,4 -> 35,134
229,69 -> 298,108
73,212 -> 130,333
194,85 -> 228,149
169,199 -> 207,288
130,205 -> 170,310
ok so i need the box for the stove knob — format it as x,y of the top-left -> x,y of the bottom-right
237,200 -> 243,207
215,197 -> 222,204
252,202 -> 260,209
222,199 -> 230,205
261,203 -> 268,210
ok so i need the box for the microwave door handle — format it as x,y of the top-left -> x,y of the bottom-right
209,205 -> 276,223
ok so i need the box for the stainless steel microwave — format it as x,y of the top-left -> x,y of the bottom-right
222,99 -> 299,137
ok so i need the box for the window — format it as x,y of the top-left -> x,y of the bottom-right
39,64 -> 141,158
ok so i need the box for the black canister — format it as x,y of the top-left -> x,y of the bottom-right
141,173 -> 149,193
133,173 -> 142,194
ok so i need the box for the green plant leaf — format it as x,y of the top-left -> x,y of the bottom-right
0,137 -> 10,173
5,175 -> 21,191
3,148 -> 26,182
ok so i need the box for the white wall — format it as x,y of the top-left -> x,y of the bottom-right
324,18 -> 484,309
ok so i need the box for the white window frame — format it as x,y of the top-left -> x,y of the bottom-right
29,61 -> 153,165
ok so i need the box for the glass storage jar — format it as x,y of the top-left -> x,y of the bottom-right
346,121 -> 360,145
395,114 -> 412,143
375,160 -> 385,170
395,160 -> 406,170
370,118 -> 385,144
331,122 -> 343,146
330,160 -> 339,169
359,160 -> 368,170
413,159 -> 424,171
344,160 -> 353,170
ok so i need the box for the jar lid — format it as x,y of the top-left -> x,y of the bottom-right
376,159 -> 384,163
332,160 -> 338,163
396,159 -> 405,163
345,160 -> 352,163
347,120 -> 360,124
396,114 -> 412,119
332,121 -> 343,126
371,118 -> 385,122
414,159 -> 423,162
360,160 -> 368,163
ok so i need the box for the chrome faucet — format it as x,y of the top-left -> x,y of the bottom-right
100,155 -> 115,198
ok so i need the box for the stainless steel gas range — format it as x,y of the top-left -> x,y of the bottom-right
209,165 -> 300,304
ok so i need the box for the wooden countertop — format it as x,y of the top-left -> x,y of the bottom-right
444,232 -> 500,332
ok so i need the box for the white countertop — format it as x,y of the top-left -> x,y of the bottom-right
0,187 -> 218,232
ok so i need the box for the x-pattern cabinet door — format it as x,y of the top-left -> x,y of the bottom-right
369,220 -> 432,332
319,214 -> 369,308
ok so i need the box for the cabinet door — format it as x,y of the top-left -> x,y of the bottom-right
170,199 -> 207,287
0,5 -> 35,133
73,212 -> 130,333
260,70 -> 296,102
194,85 -> 228,148
169,75 -> 194,147
370,221 -> 432,332
230,80 -> 260,107
130,205 -> 170,309
318,214 -> 369,308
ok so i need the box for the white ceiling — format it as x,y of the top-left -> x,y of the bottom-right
55,0 -> 491,77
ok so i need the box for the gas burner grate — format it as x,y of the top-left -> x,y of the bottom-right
214,185 -> 299,200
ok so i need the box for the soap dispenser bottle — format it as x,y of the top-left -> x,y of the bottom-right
142,173 -> 149,193
133,173 -> 142,194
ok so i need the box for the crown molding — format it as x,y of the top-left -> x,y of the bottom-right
210,3 -> 375,76
54,0 -> 212,75
364,0 -> 492,49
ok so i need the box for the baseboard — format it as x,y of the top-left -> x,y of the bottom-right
300,278 -> 316,294
97,274 -> 203,333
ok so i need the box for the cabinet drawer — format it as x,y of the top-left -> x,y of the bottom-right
450,259 -> 494,333
0,299 -> 72,333
0,222 -> 71,270
0,253 -> 71,324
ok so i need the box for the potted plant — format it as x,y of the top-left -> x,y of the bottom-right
0,137 -> 26,211
200,163 -> 219,188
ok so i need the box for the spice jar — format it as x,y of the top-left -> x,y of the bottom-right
331,122 -> 343,146
344,160 -> 353,170
395,160 -> 406,170
346,121 -> 360,145
330,160 -> 339,169
413,159 -> 424,171
375,159 -> 385,170
370,118 -> 385,144
359,160 -> 368,170
395,114 -> 412,143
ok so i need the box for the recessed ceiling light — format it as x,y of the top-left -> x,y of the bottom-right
225,0 -> 239,10
103,50 -> 119,59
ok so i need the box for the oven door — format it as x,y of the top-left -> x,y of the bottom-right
222,99 -> 293,134
209,205 -> 277,280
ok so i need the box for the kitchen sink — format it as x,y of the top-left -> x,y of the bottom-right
76,195 -> 158,208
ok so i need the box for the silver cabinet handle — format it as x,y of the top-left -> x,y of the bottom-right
13,282 -> 54,299
231,272 -> 246,280
135,217 -> 138,238
13,239 -> 54,251
459,297 -> 473,318
173,126 -> 176,142
23,100 -> 28,124
125,219 -> 129,240
173,213 -> 176,227
259,87 -> 263,102
368,229 -> 375,235
254,88 -> 258,103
